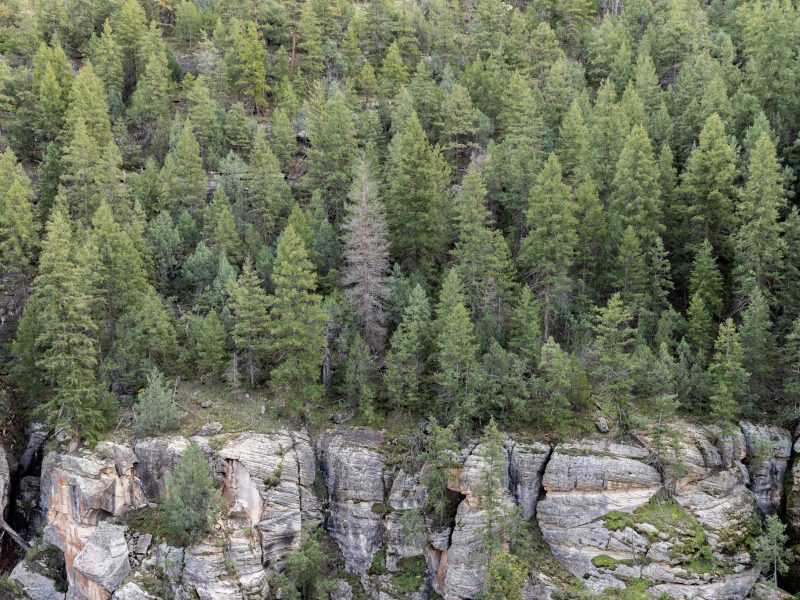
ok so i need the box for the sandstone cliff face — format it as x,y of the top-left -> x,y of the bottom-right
11,420 -> 800,600
39,442 -> 145,599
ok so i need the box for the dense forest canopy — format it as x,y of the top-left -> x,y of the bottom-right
1,0 -> 800,444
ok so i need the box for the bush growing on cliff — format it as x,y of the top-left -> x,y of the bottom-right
162,443 -> 219,546
133,369 -> 180,437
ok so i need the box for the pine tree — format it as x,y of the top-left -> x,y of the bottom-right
226,258 -> 270,387
557,98 -> 591,184
160,121 -> 208,212
64,62 -> 115,150
574,175 -> 607,299
305,87 -> 358,222
433,269 -> 480,425
268,225 -> 327,411
735,132 -> 786,303
0,152 -> 38,278
383,112 -> 450,281
133,369 -> 180,437
270,108 -> 297,171
509,286 -> 541,369
678,113 -> 738,265
89,20 -> 124,117
203,187 -> 241,262
591,293 -> 637,431
342,161 -> 390,352
297,0 -> 324,80
20,206 -> 108,442
162,443 -> 218,546
226,19 -> 268,109
385,284 -> 431,413
452,164 -> 516,327
686,292 -> 714,358
784,317 -> 800,411
609,125 -> 662,251
519,153 -> 577,339
739,287 -> 776,403
194,311 -> 228,381
538,337 -> 576,430
343,334 -> 379,423
246,130 -> 292,243
689,239 -> 724,318
378,41 -> 408,102
422,416 -> 458,520
441,84 -> 480,171
709,318 -> 749,424
129,46 -> 172,128
611,226 -> 648,316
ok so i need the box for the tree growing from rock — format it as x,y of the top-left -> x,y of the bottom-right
163,443 -> 219,546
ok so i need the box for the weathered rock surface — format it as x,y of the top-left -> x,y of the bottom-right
647,568 -> 756,599
40,443 -> 145,593
71,521 -> 131,600
10,560 -> 66,600
536,439 -> 661,591
132,436 -> 190,500
438,440 -> 517,600
181,536 -> 246,600
316,427 -> 385,574
740,421 -> 792,515
110,583 -> 154,600
507,440 -> 551,519
219,430 -> 318,565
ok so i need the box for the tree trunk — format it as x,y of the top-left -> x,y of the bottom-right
0,519 -> 30,551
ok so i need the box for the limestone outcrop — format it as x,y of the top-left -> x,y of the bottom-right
71,522 -> 131,600
132,436 -> 191,500
740,422 -> 791,515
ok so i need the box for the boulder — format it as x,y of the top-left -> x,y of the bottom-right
110,583 -> 154,600
740,422 -> 792,515
132,437 -> 191,500
71,521 -> 131,600
9,560 -> 66,600
218,430 -> 318,565
316,427 -> 385,574
39,443 -> 144,591
506,440 -> 551,519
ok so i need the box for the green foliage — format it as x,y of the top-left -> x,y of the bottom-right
134,370 -> 180,437
752,515 -> 792,586
162,443 -> 219,546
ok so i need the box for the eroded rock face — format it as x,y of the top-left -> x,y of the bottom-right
316,427 -> 385,574
536,439 -> 662,591
71,522 -> 131,600
40,442 -> 145,594
10,560 -> 66,600
110,583 -> 154,600
219,430 -> 319,565
506,440 -> 551,520
740,421 -> 792,515
132,437 -> 190,500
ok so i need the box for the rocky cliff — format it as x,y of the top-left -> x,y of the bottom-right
3,419 -> 799,600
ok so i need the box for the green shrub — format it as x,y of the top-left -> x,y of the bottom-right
133,369 -> 180,437
368,549 -> 386,575
391,556 -> 427,593
591,554 -> 618,568
162,443 -> 219,546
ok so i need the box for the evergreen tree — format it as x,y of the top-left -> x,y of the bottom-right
17,206 -> 108,442
268,225 -> 327,412
383,112 -> 450,281
508,286 -> 541,369
784,317 -> 800,411
441,84 -> 480,171
129,46 -> 172,128
708,318 -> 749,424
194,311 -> 228,382
247,130 -> 292,243
689,239 -> 724,318
422,416 -> 458,521
226,19 -> 268,109
739,287 -> 776,403
203,187 -> 241,262
519,154 -> 577,339
735,132 -> 786,302
452,164 -> 516,329
609,125 -> 662,251
341,161 -> 390,352
305,87 -> 357,222
591,293 -> 637,431
0,152 -> 38,278
433,269 -> 480,425
226,258 -> 270,387
385,284 -> 431,413
343,334 -> 378,423
753,515 -> 792,587
160,121 -> 208,212
162,443 -> 219,546
133,369 -> 180,437
538,337 -> 576,430
89,20 -> 124,118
